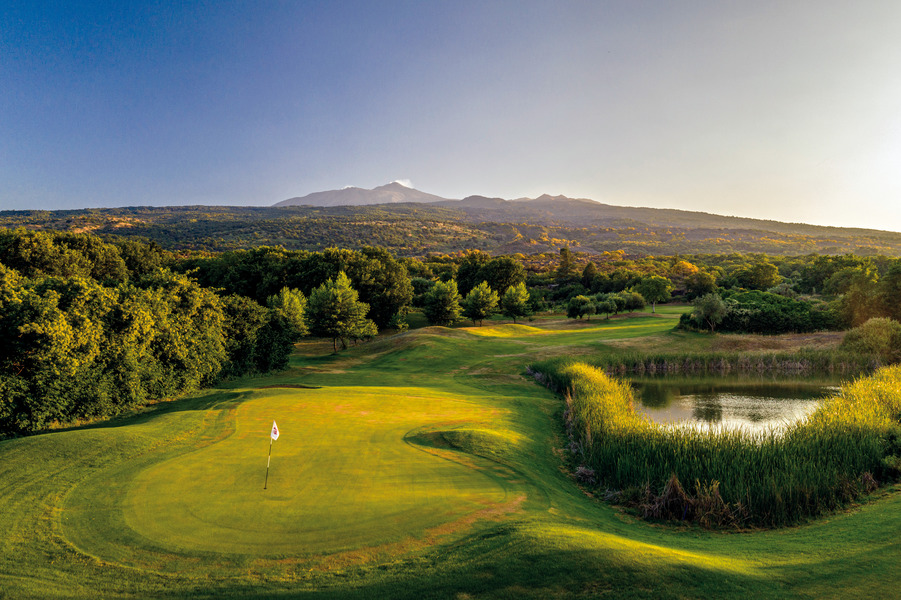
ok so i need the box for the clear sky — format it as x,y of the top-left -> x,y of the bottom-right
2,1 -> 900,231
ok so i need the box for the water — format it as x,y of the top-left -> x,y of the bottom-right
631,378 -> 839,432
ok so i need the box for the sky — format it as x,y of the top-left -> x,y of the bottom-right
2,1 -> 900,231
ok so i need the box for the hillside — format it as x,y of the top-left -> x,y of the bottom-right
437,194 -> 895,238
275,183 -> 897,239
2,186 -> 900,256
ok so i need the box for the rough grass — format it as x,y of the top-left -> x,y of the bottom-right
1,316 -> 900,599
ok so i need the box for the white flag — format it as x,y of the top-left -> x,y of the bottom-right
270,421 -> 279,441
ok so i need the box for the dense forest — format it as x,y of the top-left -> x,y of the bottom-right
2,226 -> 901,435
3,200 -> 901,256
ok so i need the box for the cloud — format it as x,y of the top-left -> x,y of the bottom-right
392,179 -> 413,188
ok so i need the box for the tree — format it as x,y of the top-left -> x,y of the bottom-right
735,261 -> 780,291
596,298 -> 617,320
685,271 -> 717,300
635,276 -> 673,313
669,260 -> 699,295
500,282 -> 531,324
462,281 -> 498,326
480,256 -> 526,294
878,262 -> 901,322
306,272 -> 377,352
607,293 -> 626,315
566,295 -> 593,319
692,293 -> 728,333
349,247 -> 414,329
422,279 -> 463,326
840,268 -> 880,327
581,262 -> 597,288
266,287 -> 308,337
221,295 -> 271,375
556,246 -> 576,280
619,291 -> 646,312
605,268 -> 641,293
115,238 -> 170,277
456,250 -> 492,295
289,247 -> 413,329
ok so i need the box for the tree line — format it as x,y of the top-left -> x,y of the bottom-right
4,227 -> 901,434
0,230 -> 305,434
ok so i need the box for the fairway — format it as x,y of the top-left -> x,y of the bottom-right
2,314 -> 900,599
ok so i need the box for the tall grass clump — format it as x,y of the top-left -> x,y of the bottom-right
534,362 -> 901,528
531,349 -> 876,381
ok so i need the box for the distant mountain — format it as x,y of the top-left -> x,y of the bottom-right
268,184 -> 900,254
275,182 -> 451,207
435,194 -> 886,237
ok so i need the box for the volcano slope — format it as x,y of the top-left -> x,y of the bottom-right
1,314 -> 899,599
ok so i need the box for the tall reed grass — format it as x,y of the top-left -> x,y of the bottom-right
531,362 -> 901,527
532,349 -> 876,381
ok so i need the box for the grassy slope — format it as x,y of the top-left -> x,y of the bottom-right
1,314 -> 899,599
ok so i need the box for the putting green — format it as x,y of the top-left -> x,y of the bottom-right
66,386 -> 511,557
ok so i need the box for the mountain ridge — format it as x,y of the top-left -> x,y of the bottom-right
275,182 -> 451,207
274,183 -> 897,236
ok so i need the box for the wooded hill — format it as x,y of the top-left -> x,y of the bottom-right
3,193 -> 900,256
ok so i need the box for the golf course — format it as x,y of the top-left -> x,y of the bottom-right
1,311 -> 899,599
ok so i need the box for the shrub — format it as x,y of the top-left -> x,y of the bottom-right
681,290 -> 840,334
840,317 -> 901,364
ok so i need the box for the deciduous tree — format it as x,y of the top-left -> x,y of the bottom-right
306,272 -> 377,352
462,281 -> 498,326
692,293 -> 728,332
567,295 -> 593,320
422,279 -> 463,326
500,282 -> 530,324
635,276 -> 672,313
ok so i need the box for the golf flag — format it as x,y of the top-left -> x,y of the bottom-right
265,420 -> 279,490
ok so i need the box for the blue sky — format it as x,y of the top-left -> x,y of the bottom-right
2,1 -> 900,231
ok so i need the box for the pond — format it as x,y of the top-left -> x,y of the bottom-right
630,378 -> 839,432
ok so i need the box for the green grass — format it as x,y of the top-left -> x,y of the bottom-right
1,316 -> 900,598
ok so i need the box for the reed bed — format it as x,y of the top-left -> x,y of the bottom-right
531,362 -> 901,527
532,349 -> 876,380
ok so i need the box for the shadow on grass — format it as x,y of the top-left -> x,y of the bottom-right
161,541 -> 795,600
35,390 -> 253,437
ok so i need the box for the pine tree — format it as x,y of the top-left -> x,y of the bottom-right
556,246 -> 575,280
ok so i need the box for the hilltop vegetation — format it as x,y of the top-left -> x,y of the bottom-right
3,195 -> 901,256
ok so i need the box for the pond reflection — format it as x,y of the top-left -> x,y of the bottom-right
631,379 -> 838,431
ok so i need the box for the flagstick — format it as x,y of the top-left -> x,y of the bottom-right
264,436 -> 273,490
